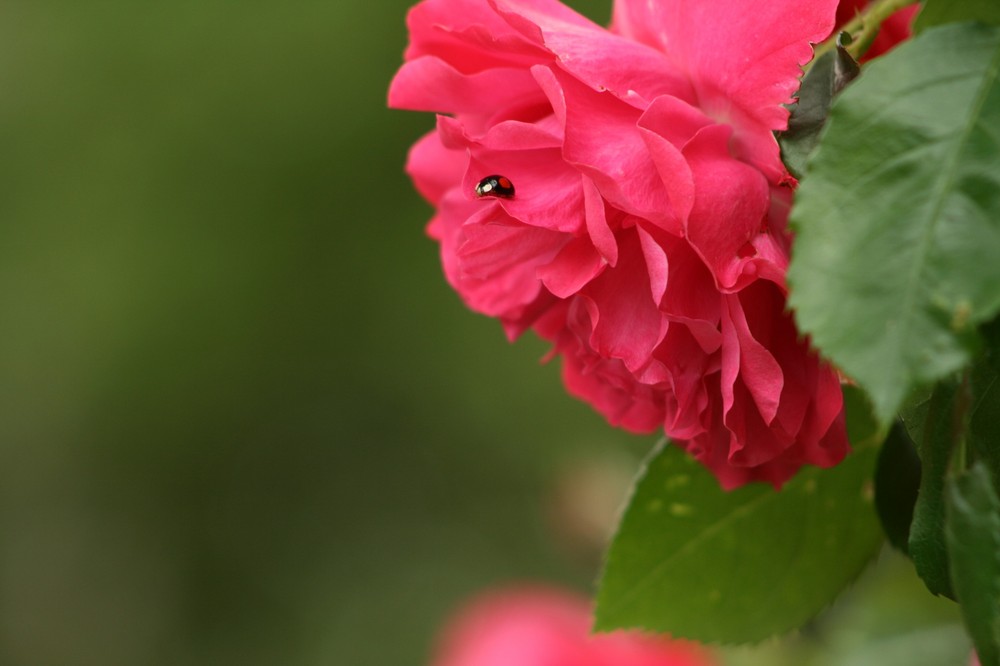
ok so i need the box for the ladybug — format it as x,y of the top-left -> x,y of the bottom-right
474,175 -> 515,199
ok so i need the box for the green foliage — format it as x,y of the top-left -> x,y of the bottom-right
788,22 -> 1000,426
595,393 -> 883,643
915,0 -> 1000,33
907,380 -> 962,599
780,35 -> 860,179
874,421 -> 922,554
946,464 -> 1000,666
898,323 -> 1000,605
969,319 -> 1000,490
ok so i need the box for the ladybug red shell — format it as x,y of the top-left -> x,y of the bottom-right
474,175 -> 515,199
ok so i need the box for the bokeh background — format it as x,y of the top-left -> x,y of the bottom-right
0,1 -> 972,665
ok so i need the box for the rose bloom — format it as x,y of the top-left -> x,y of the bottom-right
389,0 -> 883,488
432,586 -> 716,666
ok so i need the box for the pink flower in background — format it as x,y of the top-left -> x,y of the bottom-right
433,586 -> 717,666
389,0 -> 851,488
835,0 -> 919,61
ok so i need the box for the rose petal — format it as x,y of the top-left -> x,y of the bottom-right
430,192 -> 490,315
436,114 -> 561,152
457,214 -> 566,318
612,0 -> 838,130
637,223 -> 669,306
723,291 -> 784,426
492,0 -> 693,104
464,149 -> 586,234
579,229 -> 668,372
546,70 -> 679,231
613,0 -> 838,181
609,0 -> 663,50
683,124 -> 771,290
658,233 -> 720,327
405,0 -> 548,71
406,129 -> 468,205
538,235 -> 606,298
657,324 -> 715,440
561,346 -> 666,433
583,175 -> 618,266
389,57 -> 543,115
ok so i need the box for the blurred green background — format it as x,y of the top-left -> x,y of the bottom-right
0,1 -> 972,665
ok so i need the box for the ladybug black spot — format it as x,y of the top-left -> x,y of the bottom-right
474,175 -> 515,199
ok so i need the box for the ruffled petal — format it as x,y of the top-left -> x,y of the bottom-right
405,0 -> 549,71
429,190 -> 484,290
614,0 -> 837,181
636,96 -> 710,229
656,324 -> 716,440
583,176 -> 618,266
456,212 -> 566,319
656,232 -> 723,352
493,0 -> 693,104
537,236 -> 606,298
637,223 -> 669,306
405,129 -> 468,206
609,0 -> 664,51
628,0 -> 837,129
545,70 -> 679,232
723,291 -> 784,426
464,148 -> 587,234
389,57 -> 543,115
559,333 -> 666,433
578,229 -> 668,372
682,124 -> 771,290
436,114 -> 561,151
436,113 -> 587,236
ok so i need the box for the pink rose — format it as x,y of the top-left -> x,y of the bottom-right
389,0 -> 849,488
432,586 -> 717,666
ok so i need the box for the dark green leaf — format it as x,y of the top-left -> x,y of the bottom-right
875,421 -> 922,554
970,318 -> 1000,489
904,326 -> 1000,597
945,463 -> 1000,665
780,35 -> 860,179
788,23 -> 1000,426
915,0 -> 1000,33
908,379 -> 962,599
594,429 -> 883,643
981,316 -> 1000,372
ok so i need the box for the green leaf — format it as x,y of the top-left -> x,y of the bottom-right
915,0 -> 1000,34
969,317 -> 1000,489
904,326 -> 1000,598
780,34 -> 860,179
945,463 -> 1000,665
594,430 -> 883,643
908,379 -> 961,599
874,421 -> 922,554
788,23 -> 1000,426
